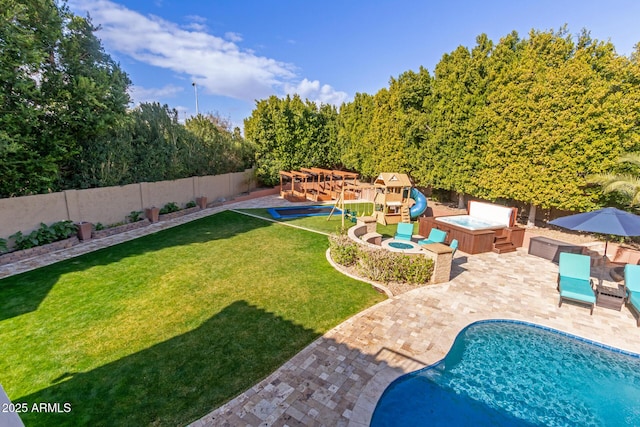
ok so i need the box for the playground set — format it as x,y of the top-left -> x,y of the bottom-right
277,169 -> 428,224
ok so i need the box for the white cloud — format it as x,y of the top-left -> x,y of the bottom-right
129,84 -> 183,104
224,32 -> 243,43
284,79 -> 348,106
68,0 -> 348,108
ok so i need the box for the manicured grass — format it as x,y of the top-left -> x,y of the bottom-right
236,207 -> 417,237
0,211 -> 385,426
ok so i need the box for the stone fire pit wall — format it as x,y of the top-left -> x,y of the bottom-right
346,218 -> 452,284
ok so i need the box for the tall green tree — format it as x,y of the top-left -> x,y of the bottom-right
244,95 -> 339,186
185,113 -> 255,175
0,0 -> 131,195
53,12 -> 132,188
588,153 -> 640,205
339,68 -> 431,181
414,36 -> 491,207
0,0 -> 64,196
338,92 -> 375,175
478,28 -> 635,224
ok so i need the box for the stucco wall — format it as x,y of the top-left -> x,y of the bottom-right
0,169 -> 255,244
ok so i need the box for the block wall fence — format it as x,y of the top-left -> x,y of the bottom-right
0,168 -> 256,242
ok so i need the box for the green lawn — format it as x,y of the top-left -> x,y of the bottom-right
235,207 -> 416,237
0,211 -> 385,426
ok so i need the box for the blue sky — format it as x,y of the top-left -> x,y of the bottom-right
67,0 -> 640,129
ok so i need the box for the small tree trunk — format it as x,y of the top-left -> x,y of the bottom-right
457,192 -> 465,210
527,204 -> 537,228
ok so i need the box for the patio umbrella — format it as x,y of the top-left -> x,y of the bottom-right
549,207 -> 640,282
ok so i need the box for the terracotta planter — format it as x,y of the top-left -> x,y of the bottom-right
145,207 -> 160,223
196,196 -> 208,209
77,222 -> 93,241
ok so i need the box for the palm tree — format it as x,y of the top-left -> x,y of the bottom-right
588,153 -> 640,205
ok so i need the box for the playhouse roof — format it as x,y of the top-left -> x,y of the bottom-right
374,173 -> 412,187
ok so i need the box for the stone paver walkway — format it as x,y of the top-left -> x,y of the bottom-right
3,194 -> 640,427
193,247 -> 640,427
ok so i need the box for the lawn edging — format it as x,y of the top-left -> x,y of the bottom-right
0,236 -> 80,266
325,248 -> 393,298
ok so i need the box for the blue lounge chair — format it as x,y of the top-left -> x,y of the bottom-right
450,239 -> 459,257
394,222 -> 414,241
418,228 -> 447,245
625,264 -> 640,326
557,252 -> 595,315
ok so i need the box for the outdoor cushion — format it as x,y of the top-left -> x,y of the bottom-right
625,264 -> 640,293
629,291 -> 640,311
558,252 -> 595,313
394,222 -> 414,241
450,239 -> 459,256
559,277 -> 596,304
559,252 -> 591,281
418,228 -> 447,245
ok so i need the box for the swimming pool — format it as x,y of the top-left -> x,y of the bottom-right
371,320 -> 640,426
267,205 -> 340,219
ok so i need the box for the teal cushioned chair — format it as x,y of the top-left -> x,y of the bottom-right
394,222 -> 414,241
449,239 -> 459,257
557,252 -> 595,315
418,228 -> 447,245
625,264 -> 640,326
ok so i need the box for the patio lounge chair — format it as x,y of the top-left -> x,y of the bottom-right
624,264 -> 640,326
394,222 -> 414,241
450,239 -> 459,256
557,252 -> 596,315
418,228 -> 447,245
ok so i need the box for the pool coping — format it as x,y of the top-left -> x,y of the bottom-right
352,317 -> 640,427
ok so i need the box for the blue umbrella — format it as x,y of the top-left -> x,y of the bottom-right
549,207 -> 640,238
550,207 -> 640,282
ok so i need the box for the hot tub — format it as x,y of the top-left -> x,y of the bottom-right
436,215 -> 506,231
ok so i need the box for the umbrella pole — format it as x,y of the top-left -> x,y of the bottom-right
599,240 -> 609,285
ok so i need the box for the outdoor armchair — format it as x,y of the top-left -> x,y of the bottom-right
625,264 -> 640,326
418,228 -> 447,246
394,222 -> 414,241
557,252 -> 595,315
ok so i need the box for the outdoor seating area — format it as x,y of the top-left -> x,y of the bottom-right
5,193 -> 640,427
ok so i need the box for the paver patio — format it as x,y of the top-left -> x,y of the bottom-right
3,195 -> 640,427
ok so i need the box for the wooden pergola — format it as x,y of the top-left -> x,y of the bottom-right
278,168 -> 360,202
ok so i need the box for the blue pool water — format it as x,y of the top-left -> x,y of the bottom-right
371,321 -> 640,426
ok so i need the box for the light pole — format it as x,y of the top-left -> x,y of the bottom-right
192,82 -> 199,116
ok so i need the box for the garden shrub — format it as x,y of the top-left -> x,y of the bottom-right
127,210 -> 144,222
159,202 -> 180,214
185,200 -> 197,209
328,232 -> 435,285
0,238 -> 7,253
328,233 -> 359,266
10,221 -> 77,250
357,248 -> 434,285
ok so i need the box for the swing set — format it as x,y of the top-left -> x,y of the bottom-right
327,182 -> 376,227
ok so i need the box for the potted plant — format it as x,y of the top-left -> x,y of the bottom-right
145,207 -> 160,223
77,222 -> 93,241
196,196 -> 208,209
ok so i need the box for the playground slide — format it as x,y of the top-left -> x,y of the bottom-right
409,188 -> 428,219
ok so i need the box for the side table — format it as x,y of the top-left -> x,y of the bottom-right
596,284 -> 626,311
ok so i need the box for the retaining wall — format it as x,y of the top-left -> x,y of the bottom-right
0,169 -> 255,243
